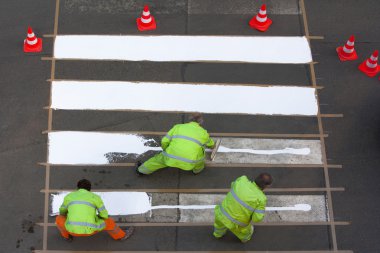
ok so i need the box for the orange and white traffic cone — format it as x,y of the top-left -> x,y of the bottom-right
336,35 -> 358,61
23,26 -> 42,53
136,5 -> 157,31
358,50 -> 380,77
249,4 -> 272,32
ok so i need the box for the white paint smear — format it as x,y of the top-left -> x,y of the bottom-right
50,192 -> 311,216
51,81 -> 318,116
48,132 -> 312,165
54,35 -> 312,63
218,146 -> 310,155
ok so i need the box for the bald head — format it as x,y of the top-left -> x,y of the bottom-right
189,113 -> 204,124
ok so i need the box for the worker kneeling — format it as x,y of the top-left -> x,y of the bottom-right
55,179 -> 134,241
213,173 -> 272,243
137,113 -> 214,175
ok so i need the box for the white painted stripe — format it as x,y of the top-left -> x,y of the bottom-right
48,132 -> 161,164
51,81 -> 318,116
50,192 -> 326,222
47,132 -> 322,165
54,35 -> 312,63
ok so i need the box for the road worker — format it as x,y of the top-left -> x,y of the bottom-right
55,179 -> 134,241
213,173 -> 272,243
136,113 -> 215,175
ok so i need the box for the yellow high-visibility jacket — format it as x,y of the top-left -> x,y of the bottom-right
161,122 -> 214,170
59,189 -> 108,234
215,176 -> 267,228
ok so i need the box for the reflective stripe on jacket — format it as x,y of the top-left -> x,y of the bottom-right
59,189 -> 108,234
161,122 -> 214,170
218,176 -> 267,227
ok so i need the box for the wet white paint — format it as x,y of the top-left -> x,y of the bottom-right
54,35 -> 312,63
218,146 -> 310,155
50,192 -> 311,216
51,81 -> 318,116
48,132 -> 314,165
48,132 -> 161,164
152,204 -> 311,211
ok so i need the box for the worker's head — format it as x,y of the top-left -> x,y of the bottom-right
189,113 -> 204,125
255,173 -> 273,190
77,179 -> 92,191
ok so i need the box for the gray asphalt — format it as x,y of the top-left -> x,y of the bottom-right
1,0 -> 380,252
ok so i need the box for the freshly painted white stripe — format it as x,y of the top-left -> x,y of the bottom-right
48,132 -> 321,165
48,132 -> 161,164
50,192 -> 312,216
51,81 -> 318,116
54,35 -> 312,63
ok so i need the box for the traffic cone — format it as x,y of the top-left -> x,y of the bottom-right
249,4 -> 272,32
358,50 -> 380,77
136,5 -> 156,31
24,26 -> 42,53
336,35 -> 358,61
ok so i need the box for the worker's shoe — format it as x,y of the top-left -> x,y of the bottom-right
135,161 -> 144,176
63,235 -> 73,242
192,167 -> 204,175
119,227 -> 134,241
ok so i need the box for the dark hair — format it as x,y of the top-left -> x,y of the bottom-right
255,173 -> 273,189
189,113 -> 203,124
77,179 -> 91,191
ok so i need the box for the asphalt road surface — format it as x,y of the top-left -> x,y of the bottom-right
1,0 -> 379,252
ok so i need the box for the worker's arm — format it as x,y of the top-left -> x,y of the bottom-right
59,197 -> 69,216
161,125 -> 177,150
251,198 -> 267,223
205,136 -> 215,149
95,195 -> 109,219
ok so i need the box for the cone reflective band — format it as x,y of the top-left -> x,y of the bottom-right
358,50 -> 380,77
136,5 -> 156,31
24,26 -> 43,53
336,35 -> 358,61
141,8 -> 152,23
249,4 -> 272,32
256,8 -> 267,22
